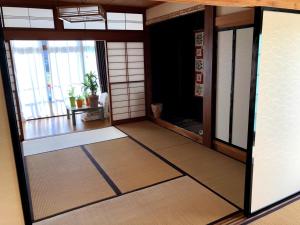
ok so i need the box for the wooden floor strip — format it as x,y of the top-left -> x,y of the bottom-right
34,177 -> 238,225
84,137 -> 181,193
26,147 -> 116,221
117,121 -> 245,208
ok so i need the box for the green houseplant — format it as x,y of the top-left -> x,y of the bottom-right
68,87 -> 76,108
76,95 -> 84,108
82,71 -> 99,108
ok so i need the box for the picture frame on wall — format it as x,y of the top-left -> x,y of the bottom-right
194,30 -> 204,97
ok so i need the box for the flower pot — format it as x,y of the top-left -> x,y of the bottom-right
89,94 -> 99,108
85,97 -> 90,106
76,99 -> 83,108
69,97 -> 76,108
151,103 -> 163,119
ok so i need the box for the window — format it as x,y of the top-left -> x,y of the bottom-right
2,7 -> 54,29
63,20 -> 106,30
11,40 -> 99,119
107,12 -> 143,30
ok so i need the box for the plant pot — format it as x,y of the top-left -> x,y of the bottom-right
89,94 -> 99,108
85,97 -> 90,106
69,97 -> 76,108
151,103 -> 163,119
76,99 -> 83,108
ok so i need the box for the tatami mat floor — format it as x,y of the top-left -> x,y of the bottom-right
117,121 -> 245,208
34,177 -> 237,225
25,120 -> 247,225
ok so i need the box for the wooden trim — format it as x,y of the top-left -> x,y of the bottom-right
146,5 -> 204,25
151,117 -> 203,144
111,116 -> 147,126
7,41 -> 24,141
213,140 -> 246,163
215,9 -> 255,29
203,6 -> 216,148
3,29 -> 146,41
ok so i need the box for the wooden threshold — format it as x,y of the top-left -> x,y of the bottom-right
215,9 -> 254,29
150,117 -> 203,144
213,140 -> 247,163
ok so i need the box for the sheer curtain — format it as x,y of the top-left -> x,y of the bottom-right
11,40 -> 99,120
11,41 -> 51,119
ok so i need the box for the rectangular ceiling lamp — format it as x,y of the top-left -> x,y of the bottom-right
57,5 -> 106,23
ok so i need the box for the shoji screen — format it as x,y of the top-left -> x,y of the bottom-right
215,30 -> 233,142
107,42 -> 145,122
232,28 -> 253,148
250,10 -> 300,213
215,27 -> 253,149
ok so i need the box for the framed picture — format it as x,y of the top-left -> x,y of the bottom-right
195,59 -> 204,72
196,72 -> 203,83
195,32 -> 204,47
196,48 -> 203,58
195,83 -> 204,97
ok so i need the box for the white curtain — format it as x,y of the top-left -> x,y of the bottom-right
11,40 -> 99,120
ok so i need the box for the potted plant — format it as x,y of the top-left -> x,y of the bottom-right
76,95 -> 84,108
83,90 -> 90,106
82,71 -> 99,108
68,87 -> 76,108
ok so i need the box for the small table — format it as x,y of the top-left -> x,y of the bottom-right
66,105 -> 104,126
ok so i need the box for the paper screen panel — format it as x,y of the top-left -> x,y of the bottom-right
107,42 -> 145,121
231,28 -> 253,149
251,11 -> 300,213
215,30 -> 233,142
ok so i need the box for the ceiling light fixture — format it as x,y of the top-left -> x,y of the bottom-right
57,5 -> 106,23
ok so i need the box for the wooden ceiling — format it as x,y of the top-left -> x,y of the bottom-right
151,0 -> 300,10
1,0 -> 299,10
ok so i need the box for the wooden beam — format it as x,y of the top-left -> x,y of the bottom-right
3,29 -> 145,41
203,5 -> 215,148
215,9 -> 254,29
151,0 -> 300,11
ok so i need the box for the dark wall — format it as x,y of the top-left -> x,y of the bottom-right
149,12 -> 204,122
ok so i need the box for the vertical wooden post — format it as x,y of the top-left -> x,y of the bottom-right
203,6 -> 216,148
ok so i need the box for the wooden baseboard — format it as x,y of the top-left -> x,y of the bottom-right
213,140 -> 246,163
112,116 -> 147,126
150,117 -> 203,144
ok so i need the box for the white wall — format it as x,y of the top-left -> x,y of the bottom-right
0,72 -> 24,225
251,10 -> 300,212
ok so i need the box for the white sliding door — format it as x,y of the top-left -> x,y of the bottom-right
107,42 -> 145,122
232,28 -> 253,149
215,30 -> 233,142
251,10 -> 300,213
215,27 -> 253,149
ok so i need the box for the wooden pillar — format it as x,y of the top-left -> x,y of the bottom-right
203,6 -> 216,148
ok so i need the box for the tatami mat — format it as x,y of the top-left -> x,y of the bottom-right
117,121 -> 192,149
34,177 -> 238,225
117,121 -> 245,208
26,147 -> 115,220
250,199 -> 300,225
85,138 -> 181,193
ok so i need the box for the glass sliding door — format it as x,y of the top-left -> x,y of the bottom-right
11,40 -> 99,120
